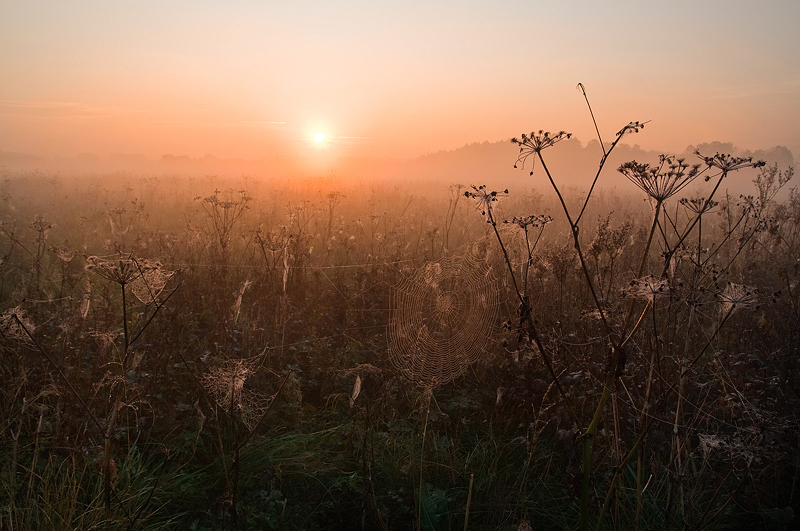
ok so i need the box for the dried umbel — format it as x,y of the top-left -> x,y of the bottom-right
696,151 -> 766,174
29,214 -> 52,234
86,255 -> 141,285
618,155 -> 701,203
621,276 -> 670,303
505,214 -> 553,230
512,130 -> 572,175
0,307 -> 35,346
87,255 -> 174,303
680,196 -> 720,215
464,185 -> 508,222
718,282 -> 759,316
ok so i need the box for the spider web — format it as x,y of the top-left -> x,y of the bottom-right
388,253 -> 501,389
130,265 -> 176,304
202,357 -> 268,430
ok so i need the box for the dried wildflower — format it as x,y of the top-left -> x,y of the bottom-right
86,254 -> 141,285
718,282 -> 759,316
255,225 -> 289,253
50,245 -> 75,263
511,131 -> 572,175
587,215 -> 633,261
464,185 -> 508,222
680,196 -> 720,215
505,214 -> 553,229
615,120 -> 647,137
0,307 -> 35,346
621,276 -> 669,303
696,151 -> 766,176
29,214 -> 52,234
618,155 -> 701,203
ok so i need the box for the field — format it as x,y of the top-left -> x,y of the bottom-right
1,138 -> 798,530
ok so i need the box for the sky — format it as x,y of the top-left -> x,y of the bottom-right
1,0 -> 798,170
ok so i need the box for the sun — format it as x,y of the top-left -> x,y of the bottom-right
314,132 -> 326,143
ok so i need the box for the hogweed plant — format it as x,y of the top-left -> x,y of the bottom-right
467,85 -> 779,531
195,189 -> 252,262
84,253 -> 179,528
180,350 -> 290,531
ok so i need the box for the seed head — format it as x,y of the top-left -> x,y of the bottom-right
511,131 -> 572,175
505,214 -> 553,229
695,151 -> 766,175
465,185 -> 508,222
618,155 -> 701,203
718,282 -> 759,316
621,275 -> 669,303
679,196 -> 720,215
86,254 -> 142,285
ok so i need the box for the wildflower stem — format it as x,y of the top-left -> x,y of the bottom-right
536,152 -> 612,336
577,83 -> 605,157
620,201 -> 662,348
687,307 -> 734,369
485,204 -> 580,427
487,209 -> 523,304
661,169 -> 729,277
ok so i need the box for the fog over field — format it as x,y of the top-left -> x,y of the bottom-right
2,1 -> 799,530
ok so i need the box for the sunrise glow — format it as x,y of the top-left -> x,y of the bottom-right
0,2 -> 797,172
1,4 -> 798,528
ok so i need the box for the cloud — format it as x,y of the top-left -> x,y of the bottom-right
0,100 -> 146,119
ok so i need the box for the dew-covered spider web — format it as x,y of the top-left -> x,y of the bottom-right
201,357 -> 268,430
388,253 -> 501,389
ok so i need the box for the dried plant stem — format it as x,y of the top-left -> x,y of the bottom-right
537,153 -> 611,336
660,169 -> 730,278
464,473 -> 474,531
621,201 -> 663,347
577,83 -> 605,157
594,407 -> 659,531
418,392 -> 431,531
485,206 -> 580,427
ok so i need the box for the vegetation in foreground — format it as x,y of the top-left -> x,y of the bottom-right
1,115 -> 799,530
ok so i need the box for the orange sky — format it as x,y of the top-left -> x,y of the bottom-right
1,1 -> 799,169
